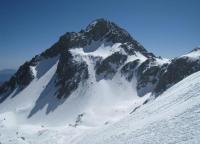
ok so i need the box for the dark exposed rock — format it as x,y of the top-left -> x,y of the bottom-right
190,47 -> 200,52
56,50 -> 89,98
20,137 -> 25,141
0,61 -> 35,97
13,62 -> 34,87
41,33 -> 72,58
121,59 -> 140,81
95,52 -> 127,80
136,58 -> 168,96
85,18 -> 112,41
130,105 -> 141,114
154,57 -> 200,95
120,42 -> 155,58
85,18 -> 134,44
0,53 -> 45,99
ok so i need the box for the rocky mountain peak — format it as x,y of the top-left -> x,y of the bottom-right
84,18 -> 134,43
0,19 -> 158,101
59,18 -> 135,45
40,18 -> 154,59
85,18 -> 110,32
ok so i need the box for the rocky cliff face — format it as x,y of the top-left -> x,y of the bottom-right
0,19 -> 199,102
56,50 -> 89,98
154,48 -> 200,95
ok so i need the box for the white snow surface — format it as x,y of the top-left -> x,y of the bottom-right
180,48 -> 200,61
1,69 -> 200,143
0,43 -> 199,144
75,71 -> 200,144
0,42 -> 151,143
70,41 -> 123,58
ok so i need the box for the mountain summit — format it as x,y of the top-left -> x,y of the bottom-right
0,18 -> 155,100
0,19 -> 200,143
1,19 -> 200,102
1,18 -> 200,101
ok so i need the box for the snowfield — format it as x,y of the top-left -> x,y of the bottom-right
0,43 -> 151,143
0,69 -> 200,143
76,71 -> 200,144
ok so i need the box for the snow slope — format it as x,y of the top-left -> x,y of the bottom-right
0,68 -> 200,143
75,71 -> 200,144
0,42 -> 149,143
0,57 -> 59,124
181,48 -> 200,61
0,42 -> 151,125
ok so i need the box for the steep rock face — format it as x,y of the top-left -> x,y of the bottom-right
85,18 -> 133,43
137,58 -> 168,96
0,61 -> 35,101
154,51 -> 200,95
121,59 -> 140,81
95,52 -> 128,80
0,52 -> 57,101
120,42 -> 154,58
56,50 -> 89,98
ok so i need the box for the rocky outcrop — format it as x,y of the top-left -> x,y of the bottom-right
121,59 -> 140,81
0,61 -> 35,102
95,52 -> 127,80
137,58 -> 168,96
56,50 -> 89,98
154,56 -> 200,95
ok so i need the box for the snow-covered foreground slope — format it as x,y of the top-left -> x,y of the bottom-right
76,71 -> 200,144
1,70 -> 200,144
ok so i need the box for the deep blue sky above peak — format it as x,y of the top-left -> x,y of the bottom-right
0,0 -> 200,70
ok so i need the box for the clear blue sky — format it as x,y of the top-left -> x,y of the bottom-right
0,0 -> 200,70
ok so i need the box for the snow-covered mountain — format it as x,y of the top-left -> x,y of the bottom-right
0,19 -> 200,144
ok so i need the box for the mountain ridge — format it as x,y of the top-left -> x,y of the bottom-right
0,18 -> 200,144
0,18 -> 155,100
0,18 -> 199,114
